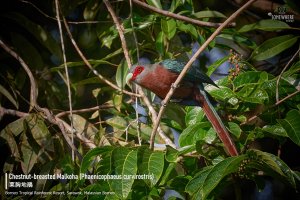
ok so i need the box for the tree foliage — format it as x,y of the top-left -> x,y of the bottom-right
0,0 -> 300,199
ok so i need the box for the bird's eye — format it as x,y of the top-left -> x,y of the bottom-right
137,66 -> 143,73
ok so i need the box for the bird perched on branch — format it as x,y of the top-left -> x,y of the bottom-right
126,59 -> 238,156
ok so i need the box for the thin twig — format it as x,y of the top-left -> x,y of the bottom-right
149,0 -> 257,150
129,0 -> 140,62
104,0 -> 176,148
274,89 -> 300,106
0,107 -> 29,118
55,0 -> 75,161
139,88 -> 177,149
104,0 -> 132,67
104,0 -> 142,145
130,0 -> 142,145
132,0 -> 235,28
55,104 -> 114,118
242,89 -> 300,125
135,87 -> 142,145
276,47 -> 300,102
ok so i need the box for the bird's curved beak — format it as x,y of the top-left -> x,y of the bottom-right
126,72 -> 133,85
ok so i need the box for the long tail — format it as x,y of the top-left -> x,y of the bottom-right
195,84 -> 238,156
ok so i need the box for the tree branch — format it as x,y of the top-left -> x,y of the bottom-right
0,107 -> 29,118
55,0 -> 76,161
149,0 -> 257,150
104,0 -> 176,149
55,104 -> 114,118
132,0 -> 236,28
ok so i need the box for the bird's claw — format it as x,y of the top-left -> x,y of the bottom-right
171,83 -> 179,89
161,100 -> 167,107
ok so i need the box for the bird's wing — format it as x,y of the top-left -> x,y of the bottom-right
160,59 -> 217,87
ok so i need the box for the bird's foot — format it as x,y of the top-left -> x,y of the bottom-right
171,83 -> 179,89
161,100 -> 167,107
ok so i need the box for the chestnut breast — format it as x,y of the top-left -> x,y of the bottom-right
139,65 -> 194,99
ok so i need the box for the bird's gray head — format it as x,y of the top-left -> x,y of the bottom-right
126,63 -> 155,85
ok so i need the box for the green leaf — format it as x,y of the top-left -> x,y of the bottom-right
247,149 -> 297,189
165,146 -> 179,162
116,61 -> 129,89
21,115 -> 53,174
166,145 -> 195,162
101,34 -> 117,49
169,0 -> 184,12
159,162 -> 177,186
283,60 -> 300,78
262,78 -> 298,100
138,147 -> 165,186
109,147 -> 138,199
146,0 -> 162,9
186,155 -> 246,199
161,19 -> 177,40
238,19 -> 291,32
0,84 -> 18,108
185,167 -> 212,197
251,35 -> 299,61
218,34 -> 257,49
228,122 -> 241,139
165,103 -> 186,129
193,10 -> 226,18
168,176 -> 191,194
83,0 -> 100,21
106,116 -> 161,142
106,116 -> 130,130
278,110 -> 300,146
72,114 -> 97,140
177,21 -> 198,39
72,114 -> 110,146
236,84 -> 269,104
0,118 -> 24,159
113,93 -> 123,112
35,160 -> 55,191
233,71 -> 265,89
179,123 -> 216,147
80,146 -> 114,176
207,56 -> 230,76
185,107 -> 205,126
209,87 -> 235,101
155,31 -> 164,55
262,124 -> 288,137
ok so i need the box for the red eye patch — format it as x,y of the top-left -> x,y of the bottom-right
132,66 -> 144,80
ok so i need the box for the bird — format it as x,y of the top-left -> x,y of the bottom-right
126,59 -> 238,156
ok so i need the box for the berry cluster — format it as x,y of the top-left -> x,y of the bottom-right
228,50 -> 245,81
237,151 -> 262,180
